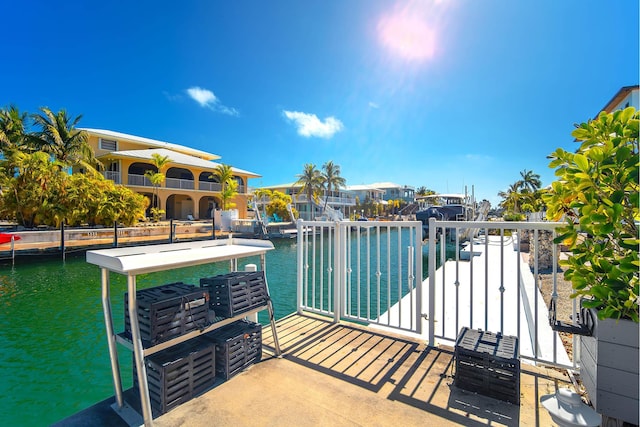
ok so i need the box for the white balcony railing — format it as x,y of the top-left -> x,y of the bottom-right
128,174 -> 152,187
297,219 -> 578,370
199,181 -> 222,192
165,177 -> 195,190
104,171 -> 121,184
293,194 -> 356,206
198,182 -> 246,193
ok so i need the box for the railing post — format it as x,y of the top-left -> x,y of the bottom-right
333,221 -> 342,323
60,221 -> 65,261
428,218 -> 436,346
296,219 -> 304,315
414,224 -> 423,335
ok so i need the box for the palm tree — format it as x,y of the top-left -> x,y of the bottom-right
211,164 -> 237,210
498,182 -> 523,213
295,163 -> 323,220
321,160 -> 346,211
518,169 -> 541,193
31,107 -> 100,171
0,105 -> 29,157
144,153 -> 171,212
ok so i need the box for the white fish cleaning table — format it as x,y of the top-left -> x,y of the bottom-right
87,238 -> 281,426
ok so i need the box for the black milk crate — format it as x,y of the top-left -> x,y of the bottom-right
204,320 -> 262,380
133,337 -> 216,416
200,271 -> 268,318
454,327 -> 520,404
124,282 -> 210,347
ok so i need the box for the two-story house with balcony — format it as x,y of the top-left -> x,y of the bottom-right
344,184 -> 386,205
366,182 -> 416,203
81,129 -> 259,220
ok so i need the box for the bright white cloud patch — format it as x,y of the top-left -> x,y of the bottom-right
368,101 -> 380,109
186,86 -> 239,116
283,110 -> 344,139
187,87 -> 217,107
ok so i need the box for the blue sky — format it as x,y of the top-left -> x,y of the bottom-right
3,1 -> 638,206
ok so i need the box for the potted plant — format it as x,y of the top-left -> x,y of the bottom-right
544,106 -> 639,424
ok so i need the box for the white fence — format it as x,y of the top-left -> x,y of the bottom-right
296,220 -> 423,335
296,218 -> 580,370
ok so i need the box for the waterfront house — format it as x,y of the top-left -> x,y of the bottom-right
79,129 -> 259,220
600,84 -> 639,113
344,184 -> 386,204
365,182 -> 416,203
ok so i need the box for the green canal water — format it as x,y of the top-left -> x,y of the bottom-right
0,235 -> 446,426
0,240 -> 298,427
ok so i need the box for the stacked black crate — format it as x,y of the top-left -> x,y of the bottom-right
200,271 -> 268,319
124,282 -> 210,347
133,337 -> 215,416
203,320 -> 262,380
126,282 -> 215,416
454,327 -> 520,404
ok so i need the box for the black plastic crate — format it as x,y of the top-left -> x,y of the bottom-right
133,337 -> 216,416
125,282 -> 210,347
204,320 -> 262,380
454,327 -> 520,404
200,271 -> 268,318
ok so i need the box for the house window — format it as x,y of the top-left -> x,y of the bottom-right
99,139 -> 117,151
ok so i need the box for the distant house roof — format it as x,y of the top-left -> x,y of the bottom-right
100,148 -> 260,177
81,128 -> 221,161
345,184 -> 386,193
367,182 -> 415,190
599,85 -> 639,114
259,182 -> 299,190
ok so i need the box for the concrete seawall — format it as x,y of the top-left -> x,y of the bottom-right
0,222 -> 225,257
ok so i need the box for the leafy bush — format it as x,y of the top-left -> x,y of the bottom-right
544,107 -> 639,322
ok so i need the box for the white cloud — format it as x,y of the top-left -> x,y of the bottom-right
186,86 -> 239,116
368,101 -> 380,109
283,110 -> 344,139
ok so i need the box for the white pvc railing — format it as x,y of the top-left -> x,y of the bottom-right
296,218 -> 579,370
104,171 -> 121,184
128,174 -> 152,187
166,177 -> 195,190
426,218 -> 578,370
296,220 -> 423,335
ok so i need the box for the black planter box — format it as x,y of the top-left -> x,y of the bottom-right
204,320 -> 262,380
200,271 -> 268,318
454,327 -> 520,404
133,337 -> 216,416
125,282 -> 210,347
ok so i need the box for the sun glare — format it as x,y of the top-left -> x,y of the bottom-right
377,1 -> 449,62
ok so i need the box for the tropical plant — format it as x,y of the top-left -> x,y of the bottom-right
416,186 -> 435,197
0,151 -> 66,227
296,163 -> 323,220
498,170 -> 544,215
144,153 -> 171,216
517,169 -> 542,192
31,107 -> 100,171
497,182 -> 523,213
544,107 -> 639,322
0,105 -> 31,157
220,178 -> 238,210
263,190 -> 295,221
211,164 -> 238,210
320,160 -> 346,211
